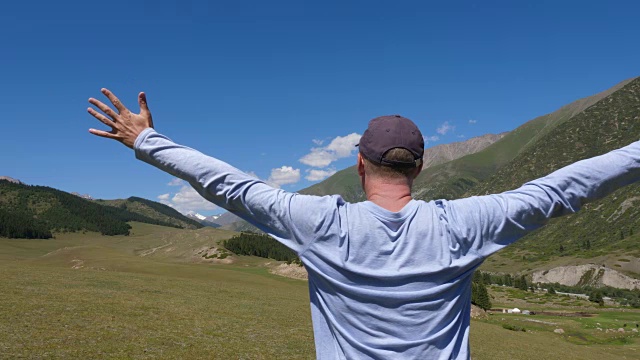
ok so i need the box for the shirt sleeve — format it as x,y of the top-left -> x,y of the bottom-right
133,128 -> 341,255
437,140 -> 640,259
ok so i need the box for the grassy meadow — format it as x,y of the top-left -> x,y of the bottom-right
1,223 -> 639,359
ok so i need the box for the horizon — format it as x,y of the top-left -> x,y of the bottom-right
3,1 -> 640,215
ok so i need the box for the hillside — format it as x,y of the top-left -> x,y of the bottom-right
0,180 -> 202,238
471,77 -> 640,272
96,197 -> 203,230
532,265 -> 640,290
410,78 -> 636,201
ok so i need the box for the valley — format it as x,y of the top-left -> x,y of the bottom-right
1,223 -> 639,359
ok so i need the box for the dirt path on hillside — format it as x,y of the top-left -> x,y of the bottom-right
139,241 -> 173,257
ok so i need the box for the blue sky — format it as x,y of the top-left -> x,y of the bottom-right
2,1 -> 640,215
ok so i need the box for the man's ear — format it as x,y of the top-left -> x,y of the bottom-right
357,153 -> 365,177
414,161 -> 423,179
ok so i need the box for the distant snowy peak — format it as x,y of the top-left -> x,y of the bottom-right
0,176 -> 23,185
191,212 -> 207,221
185,212 -> 222,228
187,212 -> 221,221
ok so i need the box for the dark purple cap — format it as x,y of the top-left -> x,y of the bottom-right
358,115 -> 424,168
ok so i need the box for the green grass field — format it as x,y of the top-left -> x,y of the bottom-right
1,223 -> 639,359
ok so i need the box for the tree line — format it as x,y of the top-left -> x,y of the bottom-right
471,271 -> 492,310
223,232 -> 301,265
0,208 -> 52,239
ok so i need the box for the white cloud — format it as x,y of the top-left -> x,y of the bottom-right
468,119 -> 477,124
436,121 -> 454,135
457,134 -> 466,138
300,133 -> 361,168
423,135 -> 440,144
158,185 -> 218,214
312,139 -> 324,145
167,178 -> 184,186
299,149 -> 335,168
268,166 -> 301,186
305,168 -> 337,181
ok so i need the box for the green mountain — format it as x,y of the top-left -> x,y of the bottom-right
411,77 -> 635,201
0,180 -> 203,238
299,166 -> 363,202
469,77 -> 640,271
95,197 -> 203,230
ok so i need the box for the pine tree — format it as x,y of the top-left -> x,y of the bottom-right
518,275 -> 528,291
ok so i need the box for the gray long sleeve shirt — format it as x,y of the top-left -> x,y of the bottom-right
134,128 -> 640,359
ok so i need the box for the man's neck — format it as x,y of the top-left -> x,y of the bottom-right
365,181 -> 413,212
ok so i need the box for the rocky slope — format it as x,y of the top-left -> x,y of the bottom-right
422,133 -> 507,169
532,265 -> 640,290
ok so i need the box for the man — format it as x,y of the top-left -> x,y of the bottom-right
88,89 -> 640,359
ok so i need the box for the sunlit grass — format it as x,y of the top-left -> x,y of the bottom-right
1,223 -> 639,359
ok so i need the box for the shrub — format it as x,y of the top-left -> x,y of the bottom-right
502,324 -> 526,332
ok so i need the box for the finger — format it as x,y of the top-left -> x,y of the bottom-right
87,108 -> 116,128
89,98 -> 118,120
101,88 -> 128,114
89,128 -> 119,140
138,92 -> 150,115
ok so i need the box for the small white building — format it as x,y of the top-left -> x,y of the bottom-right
507,308 -> 521,314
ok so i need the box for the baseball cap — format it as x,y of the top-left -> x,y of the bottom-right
358,115 -> 424,168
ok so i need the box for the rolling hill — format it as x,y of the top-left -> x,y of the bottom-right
96,196 -> 203,230
0,180 -> 203,238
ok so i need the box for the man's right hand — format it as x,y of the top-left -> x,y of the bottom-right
87,88 -> 154,149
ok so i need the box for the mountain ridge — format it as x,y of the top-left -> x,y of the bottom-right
0,180 -> 203,238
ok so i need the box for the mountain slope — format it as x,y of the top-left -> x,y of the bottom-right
96,197 -> 203,230
410,78 -> 636,201
469,77 -> 640,269
0,180 -> 203,238
423,133 -> 507,169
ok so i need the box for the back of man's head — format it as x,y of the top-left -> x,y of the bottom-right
362,148 -> 419,179
358,115 -> 424,181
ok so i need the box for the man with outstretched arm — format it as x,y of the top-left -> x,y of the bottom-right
88,88 -> 640,359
